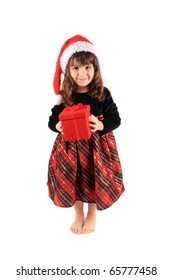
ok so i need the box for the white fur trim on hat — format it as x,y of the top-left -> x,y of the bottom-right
60,41 -> 97,73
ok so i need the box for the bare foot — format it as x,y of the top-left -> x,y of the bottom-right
70,214 -> 85,234
81,213 -> 96,234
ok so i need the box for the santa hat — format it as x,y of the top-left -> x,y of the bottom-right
53,34 -> 98,95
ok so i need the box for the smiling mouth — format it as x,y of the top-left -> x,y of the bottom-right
78,78 -> 88,81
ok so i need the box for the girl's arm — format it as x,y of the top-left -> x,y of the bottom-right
48,103 -> 64,132
100,88 -> 121,134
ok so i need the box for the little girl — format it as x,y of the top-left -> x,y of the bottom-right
47,35 -> 124,234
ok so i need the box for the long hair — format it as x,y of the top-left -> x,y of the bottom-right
60,52 -> 105,106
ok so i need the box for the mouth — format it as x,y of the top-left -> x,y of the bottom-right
77,78 -> 88,81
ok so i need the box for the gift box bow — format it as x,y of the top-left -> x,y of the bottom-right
64,103 -> 85,111
60,103 -> 90,119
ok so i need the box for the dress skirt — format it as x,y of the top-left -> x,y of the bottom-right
47,131 -> 124,210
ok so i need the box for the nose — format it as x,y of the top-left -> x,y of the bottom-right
78,66 -> 86,76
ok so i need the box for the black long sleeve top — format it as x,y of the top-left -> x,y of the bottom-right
48,87 -> 121,135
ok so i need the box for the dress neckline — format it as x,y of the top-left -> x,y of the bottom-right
74,91 -> 88,94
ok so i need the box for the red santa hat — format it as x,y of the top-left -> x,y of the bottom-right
53,34 -> 98,95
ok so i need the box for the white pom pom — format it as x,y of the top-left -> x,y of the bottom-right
55,94 -> 62,105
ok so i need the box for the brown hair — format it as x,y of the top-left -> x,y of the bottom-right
60,52 -> 105,106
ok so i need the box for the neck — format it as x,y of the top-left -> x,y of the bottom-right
76,86 -> 88,93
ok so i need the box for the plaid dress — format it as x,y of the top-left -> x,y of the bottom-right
47,131 -> 124,210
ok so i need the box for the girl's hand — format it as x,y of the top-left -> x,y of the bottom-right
55,121 -> 63,133
89,115 -> 104,132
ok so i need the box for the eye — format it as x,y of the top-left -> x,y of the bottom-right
72,66 -> 79,70
85,65 -> 92,70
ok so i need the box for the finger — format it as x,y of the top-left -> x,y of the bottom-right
59,127 -> 63,133
89,115 -> 96,122
90,128 -> 97,133
90,125 -> 97,132
89,123 -> 96,128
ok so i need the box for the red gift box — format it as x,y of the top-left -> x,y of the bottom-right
59,103 -> 91,141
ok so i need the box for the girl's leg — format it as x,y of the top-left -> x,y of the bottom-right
70,201 -> 85,234
82,203 -> 96,234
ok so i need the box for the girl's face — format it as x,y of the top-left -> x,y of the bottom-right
69,58 -> 95,92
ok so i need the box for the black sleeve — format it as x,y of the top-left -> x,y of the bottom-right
100,88 -> 121,135
48,103 -> 65,132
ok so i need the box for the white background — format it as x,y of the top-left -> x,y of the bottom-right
0,0 -> 173,279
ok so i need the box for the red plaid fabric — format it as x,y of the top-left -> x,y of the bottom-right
47,132 -> 124,210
